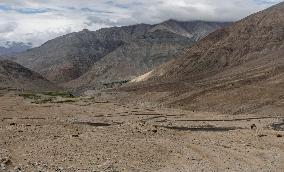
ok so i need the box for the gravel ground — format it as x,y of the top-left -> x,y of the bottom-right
0,93 -> 283,172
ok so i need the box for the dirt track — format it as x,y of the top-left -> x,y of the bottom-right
0,93 -> 283,172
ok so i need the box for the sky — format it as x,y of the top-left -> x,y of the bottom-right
0,0 -> 282,47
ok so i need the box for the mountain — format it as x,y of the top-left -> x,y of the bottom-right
126,2 -> 284,115
0,41 -> 32,55
65,20 -> 230,90
150,19 -> 229,40
66,28 -> 193,90
10,20 -> 231,84
10,29 -> 125,83
0,60 -> 57,92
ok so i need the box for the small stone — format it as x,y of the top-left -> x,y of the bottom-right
251,124 -> 257,130
72,134 -> 79,137
258,134 -> 267,137
0,165 -> 5,170
1,158 -> 12,166
0,158 -> 12,170
14,166 -> 22,172
277,134 -> 282,137
152,129 -> 158,133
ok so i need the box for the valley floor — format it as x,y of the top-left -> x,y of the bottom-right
0,92 -> 283,172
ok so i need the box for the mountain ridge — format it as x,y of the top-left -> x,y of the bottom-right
0,60 -> 58,92
0,41 -> 32,55
9,20 -> 231,85
122,2 -> 284,115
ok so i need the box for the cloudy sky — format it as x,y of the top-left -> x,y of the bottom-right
0,0 -> 282,47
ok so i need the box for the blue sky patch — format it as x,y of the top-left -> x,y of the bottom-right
0,3 -> 50,14
15,8 -> 50,14
0,4 -> 12,11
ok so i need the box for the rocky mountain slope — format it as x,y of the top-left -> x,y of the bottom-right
66,29 -> 193,90
10,20 -> 230,84
125,2 -> 284,115
0,60 -> 57,92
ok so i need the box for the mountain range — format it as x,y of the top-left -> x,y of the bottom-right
0,41 -> 32,55
3,0 -> 283,116
7,20 -> 230,88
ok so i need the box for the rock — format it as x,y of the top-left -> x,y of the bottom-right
13,166 -> 22,172
0,157 -> 12,165
277,134 -> 283,137
152,129 -> 158,133
72,134 -> 79,137
0,157 -> 12,170
251,124 -> 257,130
258,134 -> 267,137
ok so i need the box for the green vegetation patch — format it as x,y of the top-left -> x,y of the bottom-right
42,91 -> 75,98
19,93 -> 41,100
33,97 -> 55,104
103,80 -> 130,87
55,99 -> 77,103
19,91 -> 77,104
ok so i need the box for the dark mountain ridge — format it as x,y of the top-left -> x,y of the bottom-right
0,60 -> 57,92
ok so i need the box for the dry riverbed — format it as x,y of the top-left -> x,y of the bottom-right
0,92 -> 283,172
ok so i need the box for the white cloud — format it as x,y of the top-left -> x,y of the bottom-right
0,22 -> 17,33
0,0 -> 282,47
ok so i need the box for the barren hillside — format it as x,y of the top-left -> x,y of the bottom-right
0,60 -> 57,92
123,2 -> 284,115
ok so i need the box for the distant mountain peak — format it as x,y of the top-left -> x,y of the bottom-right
0,41 -> 32,55
82,28 -> 91,32
163,19 -> 179,23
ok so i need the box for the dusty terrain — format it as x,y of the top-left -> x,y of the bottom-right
0,91 -> 283,172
